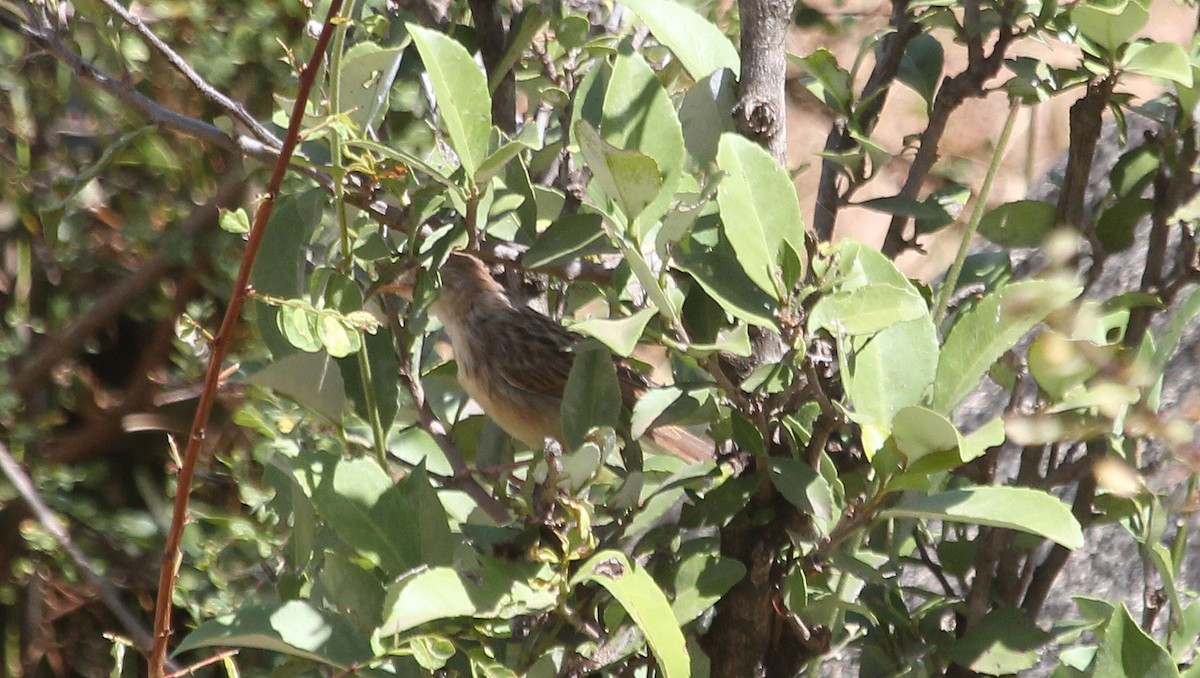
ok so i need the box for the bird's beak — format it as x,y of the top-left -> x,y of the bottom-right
375,265 -> 419,300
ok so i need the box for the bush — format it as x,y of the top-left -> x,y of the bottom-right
2,0 -> 1198,676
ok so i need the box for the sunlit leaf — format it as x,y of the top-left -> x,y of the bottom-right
408,24 -> 491,178
571,551 -> 690,678
882,486 -> 1084,549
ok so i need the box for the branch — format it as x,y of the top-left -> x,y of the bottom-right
468,0 -> 516,135
3,11 -> 280,166
1021,440 -> 1103,617
93,0 -> 282,147
0,441 -> 176,670
13,172 -> 245,398
813,0 -> 918,240
0,10 -> 631,290
734,0 -> 798,164
880,1 -> 1019,257
149,3 -> 346,672
1054,77 -> 1115,233
1128,125 -> 1199,341
385,299 -> 512,523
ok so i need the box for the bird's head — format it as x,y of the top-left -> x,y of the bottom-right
377,252 -> 510,316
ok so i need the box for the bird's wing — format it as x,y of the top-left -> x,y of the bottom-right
487,307 -> 579,400
488,307 -> 653,407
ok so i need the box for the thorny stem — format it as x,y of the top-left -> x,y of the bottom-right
148,3 -> 345,673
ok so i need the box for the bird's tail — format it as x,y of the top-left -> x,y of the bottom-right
645,425 -> 716,463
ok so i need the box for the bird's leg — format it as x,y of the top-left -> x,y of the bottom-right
533,436 -> 564,522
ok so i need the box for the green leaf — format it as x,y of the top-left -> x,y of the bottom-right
253,189 -> 326,356
522,213 -> 611,269
834,241 -> 938,426
571,551 -> 690,678
384,569 -> 485,634
382,562 -> 556,634
767,458 -> 835,534
630,386 -> 709,439
942,607 -> 1050,675
1122,41 -> 1193,86
561,342 -> 623,449
621,0 -> 739,80
622,242 -> 680,323
320,315 -> 360,358
896,33 -> 944,111
312,458 -> 452,576
859,195 -> 953,225
318,551 -> 385,624
246,352 -> 346,420
488,5 -> 548,94
1091,604 -> 1180,677
977,200 -> 1057,248
1142,286 -> 1200,411
957,251 -> 1013,293
1096,197 -> 1151,253
1071,0 -> 1149,52
808,283 -> 928,336
679,69 -> 738,166
1027,331 -> 1105,398
576,120 -> 663,221
882,486 -> 1085,549
715,133 -> 808,297
408,24 -> 491,179
891,406 -> 962,464
569,308 -> 656,357
671,553 -> 746,624
338,43 -> 406,133
175,601 -> 370,668
219,207 -> 250,234
410,635 -> 456,671
931,279 -> 1083,413
601,49 -> 685,235
686,323 -> 753,358
1110,145 -> 1158,198
674,221 -> 778,330
475,128 -> 539,185
791,49 -> 852,114
277,304 -> 322,353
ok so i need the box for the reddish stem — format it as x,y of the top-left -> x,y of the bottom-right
147,2 -> 345,673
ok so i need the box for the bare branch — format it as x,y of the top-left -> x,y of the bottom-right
880,1 -> 1019,257
94,0 -> 282,147
813,0 -> 919,240
0,441 -> 174,669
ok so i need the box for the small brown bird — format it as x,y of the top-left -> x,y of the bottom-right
386,252 -> 713,463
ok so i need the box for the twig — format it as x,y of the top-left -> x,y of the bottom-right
93,0 -> 281,147
0,11 -> 632,289
3,11 -> 284,170
813,0 -> 919,240
149,3 -> 345,673
880,1 -> 1019,257
13,172 -> 245,398
1021,440 -> 1102,617
385,300 -> 512,523
164,649 -> 238,678
932,98 -> 1021,324
0,441 -> 175,670
913,529 -> 958,598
